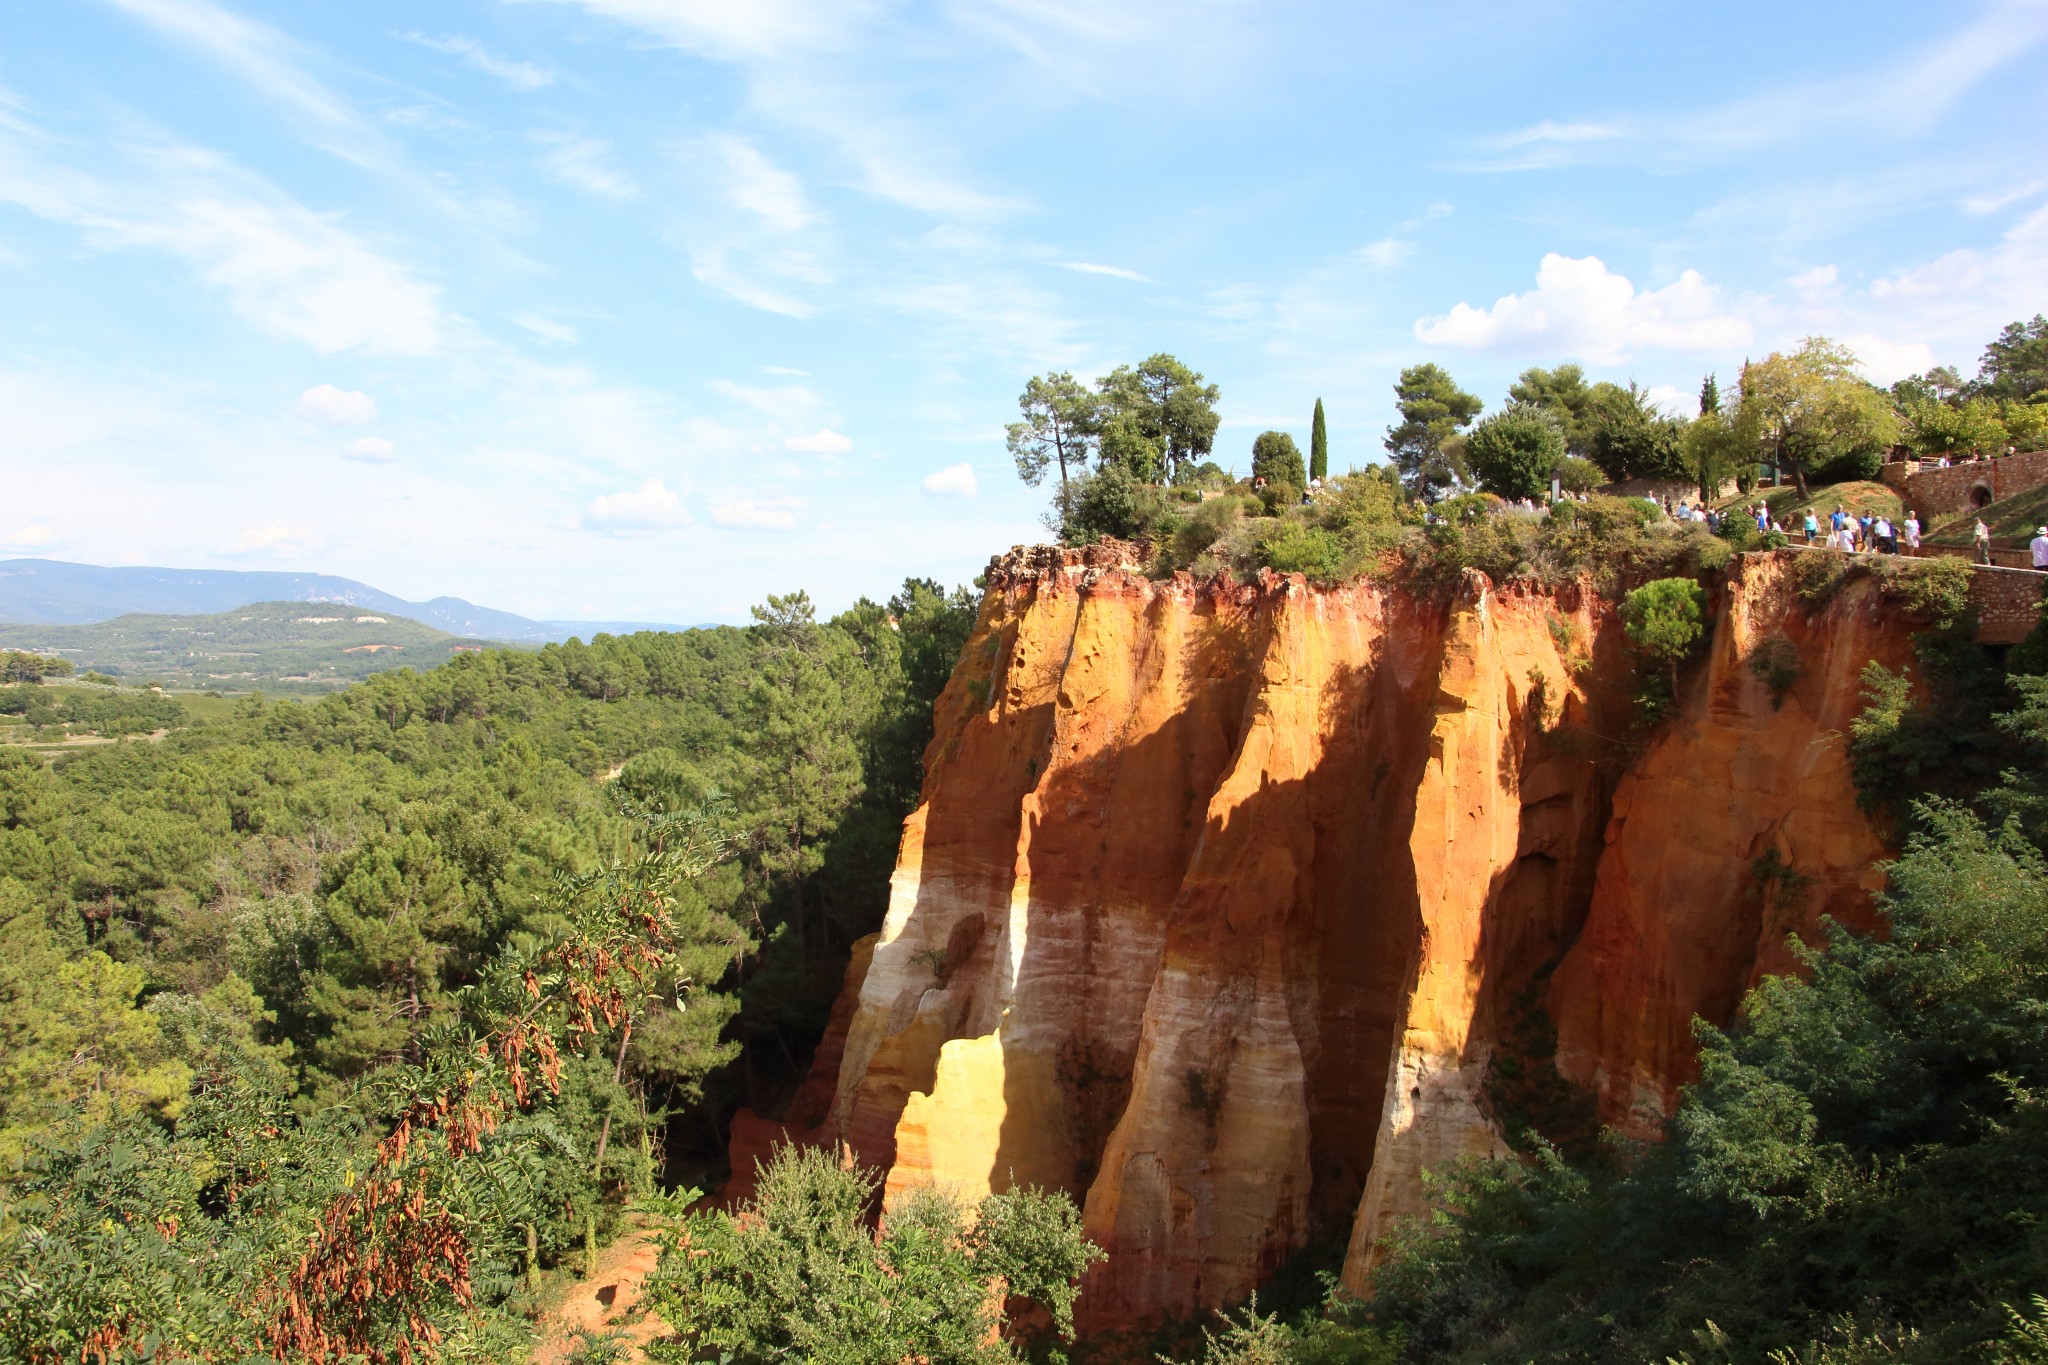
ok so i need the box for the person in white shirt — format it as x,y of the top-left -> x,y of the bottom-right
2033,526 -> 2048,570
1874,516 -> 1896,554
1904,515 -> 1921,552
1976,519 -> 1993,564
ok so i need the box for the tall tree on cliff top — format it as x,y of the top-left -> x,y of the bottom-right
1737,337 -> 1900,497
1979,315 -> 2048,401
1007,372 -> 1100,492
1097,354 -> 1220,483
1509,363 -> 1596,454
1699,373 -> 1720,416
1310,398 -> 1329,482
1385,363 -> 1482,500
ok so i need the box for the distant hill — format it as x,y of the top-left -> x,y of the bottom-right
0,559 -> 701,641
0,602 -> 516,691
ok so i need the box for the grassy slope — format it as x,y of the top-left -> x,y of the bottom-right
0,600 -> 520,691
1923,481 -> 2048,547
1714,480 -> 1905,527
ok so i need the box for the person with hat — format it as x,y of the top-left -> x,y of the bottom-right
2033,525 -> 2048,570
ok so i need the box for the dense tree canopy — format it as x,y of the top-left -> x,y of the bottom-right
1385,363 -> 1483,500
1463,402 -> 1565,499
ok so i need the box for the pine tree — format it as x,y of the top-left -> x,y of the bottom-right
1311,397 -> 1329,482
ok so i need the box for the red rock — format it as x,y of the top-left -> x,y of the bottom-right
722,543 -> 1913,1330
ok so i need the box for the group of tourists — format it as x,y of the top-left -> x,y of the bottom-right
1799,505 -> 1918,555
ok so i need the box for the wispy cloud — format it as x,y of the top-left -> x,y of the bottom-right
224,522 -> 318,558
343,436 -> 397,463
105,0 -> 356,128
713,497 -> 799,530
511,313 -> 580,345
400,32 -> 555,91
697,133 -> 817,233
296,385 -> 376,424
531,131 -> 639,200
784,428 -> 851,454
1462,1 -> 2048,171
1059,260 -> 1149,281
0,111 -> 445,355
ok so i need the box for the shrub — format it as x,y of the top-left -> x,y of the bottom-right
1173,496 -> 1250,567
1557,455 -> 1603,494
1466,402 -> 1568,500
1811,444 -> 1884,484
1623,577 -> 1708,690
1250,431 -> 1307,490
1877,556 -> 1973,629
1750,633 -> 1803,709
1260,523 -> 1347,583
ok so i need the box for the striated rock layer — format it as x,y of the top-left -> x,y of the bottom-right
728,543 -> 1915,1330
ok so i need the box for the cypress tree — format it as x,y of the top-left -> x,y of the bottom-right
1699,373 -> 1720,416
1310,397 -> 1328,482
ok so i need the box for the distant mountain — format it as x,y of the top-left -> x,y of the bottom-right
0,559 -> 702,641
0,602 -> 508,691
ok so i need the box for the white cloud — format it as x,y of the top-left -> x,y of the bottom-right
1789,264 -> 1839,291
106,0 -> 356,129
712,498 -> 798,530
763,365 -> 809,376
511,313 -> 580,344
1841,334 -> 1940,386
296,384 -> 376,424
1059,261 -> 1150,281
689,248 -> 818,317
1962,180 -> 2048,216
587,478 -> 690,531
1858,200 -> 2048,356
225,523 -> 317,558
1470,3 -> 2048,172
343,436 -> 397,463
400,32 -> 555,90
2,522 -> 61,551
531,0 -> 841,61
1355,237 -> 1413,268
296,384 -> 380,426
531,131 -> 638,200
921,463 -> 978,497
784,428 -> 852,454
711,378 -> 821,414
1642,385 -> 1690,418
699,134 -> 816,233
1415,254 -> 1754,363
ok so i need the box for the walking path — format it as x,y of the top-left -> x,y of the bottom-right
531,1224 -> 671,1364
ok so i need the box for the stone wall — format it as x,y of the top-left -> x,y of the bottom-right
1969,566 -> 2047,646
1885,448 -> 2048,518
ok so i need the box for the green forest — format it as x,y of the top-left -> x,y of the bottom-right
0,579 -> 1016,1362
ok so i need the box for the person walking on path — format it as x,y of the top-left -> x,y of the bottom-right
1976,518 -> 1993,564
2033,526 -> 2048,570
1904,513 -> 1921,553
1802,511 -> 1819,545
1875,515 -> 1897,555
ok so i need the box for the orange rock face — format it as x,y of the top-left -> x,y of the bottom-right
731,544 -> 1913,1330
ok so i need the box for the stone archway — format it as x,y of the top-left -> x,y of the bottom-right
1971,483 -> 1994,509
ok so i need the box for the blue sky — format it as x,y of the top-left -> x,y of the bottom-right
1,0 -> 2044,623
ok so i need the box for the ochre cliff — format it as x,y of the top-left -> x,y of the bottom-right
725,544 -> 1915,1330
